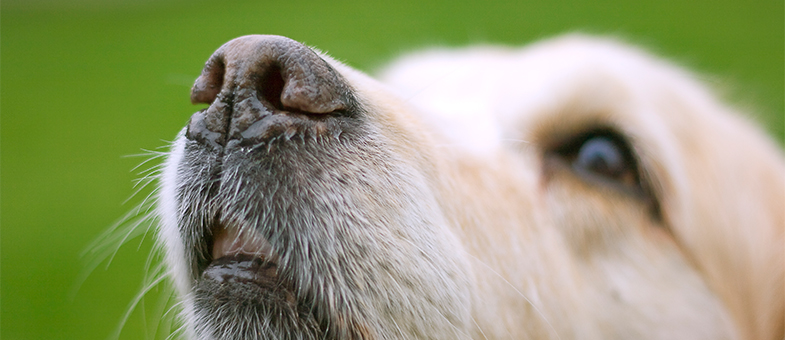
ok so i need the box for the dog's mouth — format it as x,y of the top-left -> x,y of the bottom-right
203,224 -> 281,285
192,219 -> 326,338
210,224 -> 277,263
197,224 -> 298,315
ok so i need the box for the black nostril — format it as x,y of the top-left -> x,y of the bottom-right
186,35 -> 359,148
190,57 -> 225,106
259,65 -> 285,111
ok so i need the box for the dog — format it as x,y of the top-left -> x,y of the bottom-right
155,35 -> 784,339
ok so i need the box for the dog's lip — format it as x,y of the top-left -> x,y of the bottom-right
201,254 -> 281,284
200,225 -> 283,289
211,225 -> 278,263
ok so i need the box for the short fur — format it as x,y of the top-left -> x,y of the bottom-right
156,35 -> 784,340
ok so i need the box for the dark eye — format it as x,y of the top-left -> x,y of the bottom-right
551,130 -> 640,189
574,137 -> 626,179
546,129 -> 659,218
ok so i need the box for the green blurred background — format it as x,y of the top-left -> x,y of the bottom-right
1,0 -> 782,339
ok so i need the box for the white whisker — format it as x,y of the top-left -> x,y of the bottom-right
109,269 -> 169,340
462,251 -> 562,340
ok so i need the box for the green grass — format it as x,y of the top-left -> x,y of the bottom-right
1,0 -> 782,339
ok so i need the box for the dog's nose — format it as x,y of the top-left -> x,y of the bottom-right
186,35 -> 357,149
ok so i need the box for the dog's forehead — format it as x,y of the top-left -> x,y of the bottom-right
380,49 -> 513,155
379,36 -> 667,156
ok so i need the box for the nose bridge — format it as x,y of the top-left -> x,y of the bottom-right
186,35 -> 357,149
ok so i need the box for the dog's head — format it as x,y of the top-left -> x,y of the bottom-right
157,35 -> 784,340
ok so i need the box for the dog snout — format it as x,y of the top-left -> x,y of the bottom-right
186,35 -> 358,149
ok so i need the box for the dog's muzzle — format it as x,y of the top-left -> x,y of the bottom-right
176,36 -> 369,339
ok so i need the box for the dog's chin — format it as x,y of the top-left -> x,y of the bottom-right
191,220 -> 323,339
193,254 -> 324,340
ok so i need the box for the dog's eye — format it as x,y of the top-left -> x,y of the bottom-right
574,137 -> 627,180
551,130 -> 640,189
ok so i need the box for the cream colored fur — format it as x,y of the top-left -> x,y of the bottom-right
158,35 -> 784,339
377,35 -> 784,339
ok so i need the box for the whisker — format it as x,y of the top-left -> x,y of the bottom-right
164,299 -> 189,340
386,225 -> 560,339
469,315 -> 490,340
143,263 -> 179,339
127,152 -> 167,172
462,251 -> 562,340
71,204 -> 156,300
133,164 -> 165,181
125,174 -> 162,206
76,147 -> 177,339
109,268 -> 170,340
429,304 -> 474,339
386,236 -> 491,340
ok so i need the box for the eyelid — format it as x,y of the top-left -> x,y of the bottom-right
542,127 -> 661,220
546,128 -> 641,190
